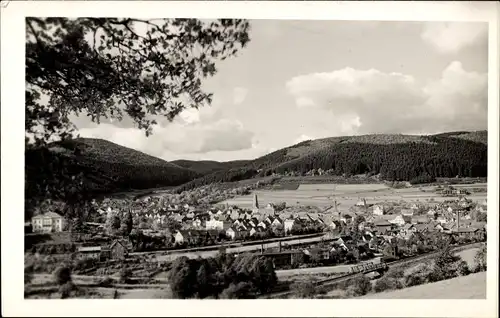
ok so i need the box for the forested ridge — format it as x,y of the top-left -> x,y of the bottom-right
25,138 -> 200,206
171,159 -> 250,175
25,131 -> 487,200
174,131 -> 487,192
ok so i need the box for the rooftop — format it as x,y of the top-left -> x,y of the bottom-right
32,212 -> 63,219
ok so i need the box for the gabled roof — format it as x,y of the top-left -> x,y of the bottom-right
452,227 -> 479,233
374,220 -> 392,227
402,223 -> 414,230
217,215 -> 228,222
33,212 -> 63,219
78,246 -> 101,252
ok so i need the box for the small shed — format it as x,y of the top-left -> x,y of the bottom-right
109,240 -> 128,260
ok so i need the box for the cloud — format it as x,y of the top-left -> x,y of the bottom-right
295,97 -> 316,108
294,134 -> 313,144
286,61 -> 487,135
421,22 -> 488,54
233,87 -> 248,105
77,116 -> 255,161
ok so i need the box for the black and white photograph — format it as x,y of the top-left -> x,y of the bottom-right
1,1 -> 498,317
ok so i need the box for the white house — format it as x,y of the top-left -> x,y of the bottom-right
192,218 -> 204,229
401,209 -> 414,217
174,231 -> 186,244
389,215 -> 406,226
355,199 -> 368,207
31,212 -> 65,233
283,219 -> 294,233
372,205 -> 385,216
249,226 -> 265,237
205,218 -> 231,231
257,221 -> 268,229
436,216 -> 448,224
410,203 -> 420,210
226,227 -> 240,240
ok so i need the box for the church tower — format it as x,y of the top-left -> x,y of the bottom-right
252,194 -> 259,213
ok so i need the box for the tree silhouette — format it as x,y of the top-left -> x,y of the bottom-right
25,17 -> 251,213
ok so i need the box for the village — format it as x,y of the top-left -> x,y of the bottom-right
26,183 -> 488,272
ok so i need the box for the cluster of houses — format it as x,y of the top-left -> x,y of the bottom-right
256,197 -> 487,269
173,194 -> 324,245
436,185 -> 471,196
76,239 -> 130,262
28,191 -> 487,267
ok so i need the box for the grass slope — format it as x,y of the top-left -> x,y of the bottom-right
360,271 -> 486,299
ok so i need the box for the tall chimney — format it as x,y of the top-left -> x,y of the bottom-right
456,208 -> 460,231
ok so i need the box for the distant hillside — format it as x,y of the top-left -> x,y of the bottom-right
171,159 -> 250,175
25,138 -> 201,203
175,131 -> 488,192
433,130 -> 487,145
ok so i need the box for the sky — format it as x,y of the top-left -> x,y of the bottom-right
75,20 -> 489,162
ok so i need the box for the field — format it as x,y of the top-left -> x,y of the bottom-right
220,183 -> 487,209
359,271 -> 486,299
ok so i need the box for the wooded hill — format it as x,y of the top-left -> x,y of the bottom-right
25,138 -> 201,203
25,131 -> 487,200
171,159 -> 249,175
174,131 -> 487,192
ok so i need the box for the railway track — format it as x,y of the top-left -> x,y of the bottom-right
259,242 -> 483,299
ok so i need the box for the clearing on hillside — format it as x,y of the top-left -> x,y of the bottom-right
220,183 -> 487,209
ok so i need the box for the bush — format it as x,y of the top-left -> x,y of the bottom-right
219,282 -> 254,299
291,281 -> 316,298
98,276 -> 115,287
59,281 -> 75,299
404,274 -> 425,287
457,261 -> 471,276
373,277 -> 402,293
410,173 -> 436,185
473,245 -> 487,272
24,265 -> 34,285
53,266 -> 72,285
399,261 -> 435,286
352,275 -> 372,296
74,257 -> 97,272
431,246 -> 461,281
119,266 -> 132,284
386,267 -> 405,280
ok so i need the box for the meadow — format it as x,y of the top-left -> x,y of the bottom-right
220,183 -> 488,209
359,271 -> 486,299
